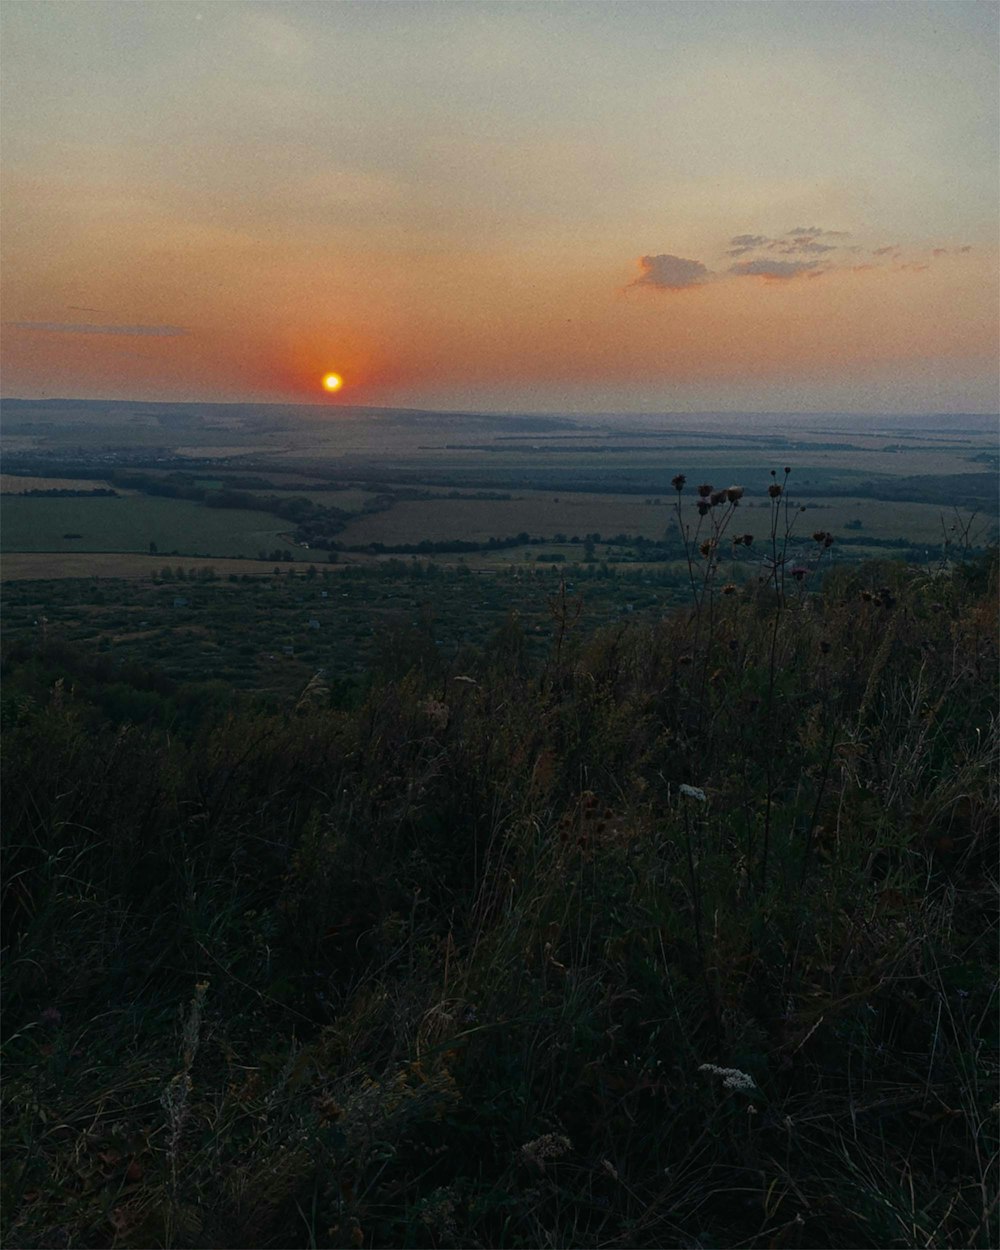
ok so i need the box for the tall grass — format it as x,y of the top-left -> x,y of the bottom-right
2,487 -> 997,1248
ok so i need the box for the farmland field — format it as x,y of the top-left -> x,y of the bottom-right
0,473 -> 118,493
0,495 -> 308,559
1,399 -> 995,577
333,492 -> 954,546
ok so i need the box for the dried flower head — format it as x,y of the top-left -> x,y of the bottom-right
710,490 -> 728,507
726,485 -> 744,502
789,565 -> 809,581
520,1134 -> 572,1168
697,483 -> 713,498
742,533 -> 753,546
722,583 -> 737,595
768,484 -> 783,499
671,474 -> 686,492
697,500 -> 711,516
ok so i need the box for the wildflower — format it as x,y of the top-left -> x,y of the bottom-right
699,540 -> 714,558
671,474 -> 686,492
697,483 -> 713,498
789,565 -> 809,581
768,484 -> 782,499
710,490 -> 728,507
699,1063 -> 756,1092
697,500 -> 711,516
520,1133 -> 572,1168
812,531 -> 826,544
722,583 -> 737,595
742,533 -> 754,546
679,784 -> 707,802
726,485 -> 744,502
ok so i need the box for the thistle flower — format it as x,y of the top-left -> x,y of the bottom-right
768,483 -> 783,499
726,485 -> 744,502
742,533 -> 754,546
697,500 -> 711,516
710,490 -> 728,507
722,583 -> 737,595
671,474 -> 686,492
789,565 -> 809,581
697,483 -> 713,498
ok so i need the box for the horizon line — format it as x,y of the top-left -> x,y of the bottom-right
1,395 -> 996,421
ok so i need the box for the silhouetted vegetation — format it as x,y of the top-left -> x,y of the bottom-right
3,462 -> 996,1247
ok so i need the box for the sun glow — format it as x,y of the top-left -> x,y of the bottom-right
322,372 -> 343,392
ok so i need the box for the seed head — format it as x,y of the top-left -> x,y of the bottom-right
768,484 -> 782,499
671,474 -> 686,492
697,483 -> 713,498
726,485 -> 744,502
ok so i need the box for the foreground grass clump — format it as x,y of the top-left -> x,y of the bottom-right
2,544 -> 997,1249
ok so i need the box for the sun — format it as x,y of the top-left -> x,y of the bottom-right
322,372 -> 343,392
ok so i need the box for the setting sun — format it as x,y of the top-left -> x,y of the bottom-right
322,372 -> 343,392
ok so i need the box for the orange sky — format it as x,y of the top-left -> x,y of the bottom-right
2,2 -> 997,413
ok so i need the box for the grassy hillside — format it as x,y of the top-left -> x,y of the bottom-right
2,528 -> 997,1248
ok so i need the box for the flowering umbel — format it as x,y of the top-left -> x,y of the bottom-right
699,1063 -> 756,1092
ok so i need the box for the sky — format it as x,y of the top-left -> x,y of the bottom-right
2,0 -> 998,414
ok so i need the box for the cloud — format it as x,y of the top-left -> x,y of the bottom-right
787,226 -> 848,239
630,254 -> 711,291
7,322 -> 190,337
729,258 -> 821,281
781,240 -> 837,254
727,233 -> 771,256
872,245 -> 900,257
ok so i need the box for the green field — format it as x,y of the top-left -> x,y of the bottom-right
0,495 -> 309,560
333,491 -> 954,546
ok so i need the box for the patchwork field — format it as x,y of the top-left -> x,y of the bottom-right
1,400 -> 995,578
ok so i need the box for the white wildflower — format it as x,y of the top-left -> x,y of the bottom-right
679,784 -> 707,802
698,1063 -> 756,1093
